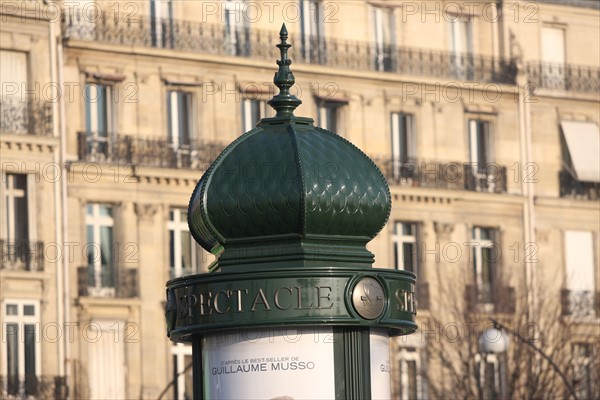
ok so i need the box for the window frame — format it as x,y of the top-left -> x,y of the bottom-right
171,343 -> 193,400
1,299 -> 42,390
397,347 -> 421,400
471,226 -> 499,304
241,98 -> 267,132
317,100 -> 346,134
168,208 -> 198,279
85,203 -> 115,296
372,6 -> 395,71
475,353 -> 502,399
392,221 -> 419,275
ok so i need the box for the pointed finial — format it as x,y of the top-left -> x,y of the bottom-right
268,23 -> 301,118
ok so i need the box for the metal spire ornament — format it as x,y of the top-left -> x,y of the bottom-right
268,24 -> 302,118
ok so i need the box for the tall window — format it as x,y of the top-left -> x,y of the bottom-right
393,222 -> 419,275
564,231 -> 596,317
167,91 -> 193,148
471,226 -> 498,303
469,120 -> 492,170
1,300 -> 40,396
241,99 -> 267,132
541,26 -> 565,88
86,204 -> 115,296
449,18 -> 473,79
317,101 -> 345,134
168,208 -> 198,279
373,7 -> 395,71
398,347 -> 420,400
150,0 -> 174,48
300,0 -> 325,63
2,174 -> 39,271
572,343 -> 593,399
223,0 -> 249,56
3,174 -> 28,244
172,343 -> 193,400
85,83 -> 114,161
476,353 -> 501,400
391,112 -> 416,180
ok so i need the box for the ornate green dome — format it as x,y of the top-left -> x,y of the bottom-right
188,25 -> 391,271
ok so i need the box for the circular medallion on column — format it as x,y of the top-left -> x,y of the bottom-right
351,277 -> 386,320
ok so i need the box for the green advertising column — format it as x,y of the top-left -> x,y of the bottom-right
165,25 -> 417,400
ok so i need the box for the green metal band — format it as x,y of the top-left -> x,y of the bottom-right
166,267 -> 417,342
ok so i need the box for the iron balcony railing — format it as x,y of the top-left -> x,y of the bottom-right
371,157 -> 508,194
77,131 -> 227,170
0,375 -> 67,400
527,62 -> 600,93
561,289 -> 599,318
77,265 -> 139,298
62,11 -> 517,85
0,240 -> 44,272
465,284 -> 516,314
0,101 -> 52,136
559,170 -> 600,201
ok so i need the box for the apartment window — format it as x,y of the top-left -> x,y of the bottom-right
471,227 -> 498,303
172,343 -> 193,400
300,0 -> 325,63
398,347 -> 420,400
449,18 -> 473,79
564,231 -> 596,317
1,300 -> 41,396
317,100 -> 345,134
393,222 -> 419,275
572,343 -> 592,399
373,7 -> 395,71
168,208 -> 198,279
391,112 -> 416,180
541,26 -> 565,87
241,98 -> 267,132
476,353 -> 501,400
3,174 -> 28,243
150,0 -> 174,48
0,50 -> 28,134
469,120 -> 493,169
86,204 -> 115,296
223,0 -> 249,56
85,83 -> 114,161
167,91 -> 193,148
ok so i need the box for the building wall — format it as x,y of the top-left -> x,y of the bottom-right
1,0 -> 598,398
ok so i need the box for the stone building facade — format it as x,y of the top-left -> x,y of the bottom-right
1,0 -> 598,399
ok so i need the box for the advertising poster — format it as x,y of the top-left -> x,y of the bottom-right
203,327 -> 335,399
370,329 -> 391,399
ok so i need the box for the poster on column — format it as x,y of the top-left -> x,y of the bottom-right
203,327 -> 335,399
370,329 -> 391,400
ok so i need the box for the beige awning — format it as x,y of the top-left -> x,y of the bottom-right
560,121 -> 600,182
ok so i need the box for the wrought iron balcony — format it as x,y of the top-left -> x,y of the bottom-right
0,100 -> 52,136
61,10 -> 517,84
561,289 -> 599,318
465,284 -> 516,314
77,131 -> 227,170
527,62 -> 600,93
0,375 -> 67,400
77,265 -> 139,298
559,170 -> 600,200
0,240 -> 44,272
371,157 -> 508,194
